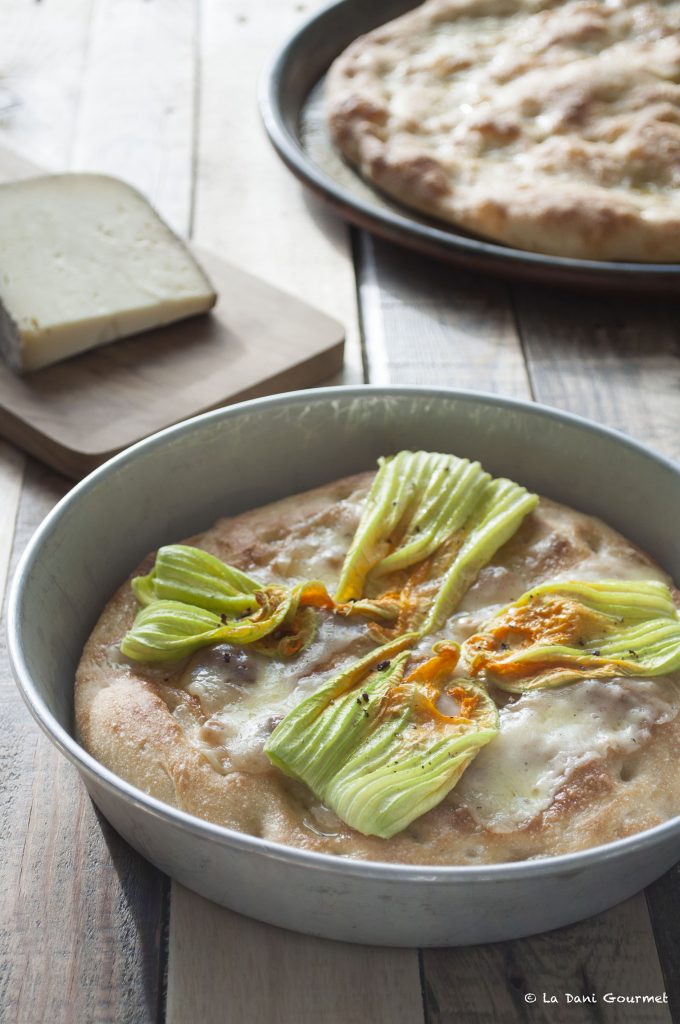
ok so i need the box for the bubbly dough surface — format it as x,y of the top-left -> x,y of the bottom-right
326,0 -> 680,260
75,473 -> 680,865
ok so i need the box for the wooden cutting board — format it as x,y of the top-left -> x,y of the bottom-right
0,151 -> 344,479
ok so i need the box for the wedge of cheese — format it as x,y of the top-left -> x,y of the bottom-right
0,174 -> 217,373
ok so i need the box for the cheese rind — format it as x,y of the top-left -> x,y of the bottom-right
0,174 -> 217,373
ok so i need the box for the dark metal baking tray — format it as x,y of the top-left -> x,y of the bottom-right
261,0 -> 680,293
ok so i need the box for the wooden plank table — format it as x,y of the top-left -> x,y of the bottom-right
0,3 -> 678,1021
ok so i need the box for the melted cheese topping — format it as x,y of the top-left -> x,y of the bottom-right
184,615 -> 374,775
151,495 -> 680,837
77,469 -> 680,865
454,677 -> 678,832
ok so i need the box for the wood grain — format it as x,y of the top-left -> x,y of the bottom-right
422,896 -> 670,1024
193,0 -> 363,384
0,0 -> 93,169
512,285 -> 680,462
0,2 -> 677,1023
72,0 -> 197,234
0,2 -> 195,1020
0,74 -> 26,601
356,233 -> 676,1023
0,6 -> 157,1021
0,441 -> 23,609
65,0 -> 207,1016
0,462 -> 170,1024
0,0 -> 74,612
168,888 -> 425,1024
357,235 -> 529,395
645,865 -> 680,1018
0,3 -> 347,478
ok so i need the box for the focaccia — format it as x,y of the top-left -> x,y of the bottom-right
325,0 -> 680,261
75,470 -> 680,865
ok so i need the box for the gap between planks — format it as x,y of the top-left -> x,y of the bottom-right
0,441 -> 24,611
0,5 -> 102,1020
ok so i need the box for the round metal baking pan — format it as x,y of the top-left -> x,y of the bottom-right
261,0 -> 680,293
8,386 -> 680,946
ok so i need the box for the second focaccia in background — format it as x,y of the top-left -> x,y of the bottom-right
326,0 -> 680,261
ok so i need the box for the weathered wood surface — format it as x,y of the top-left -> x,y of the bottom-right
0,1 -> 678,1023
512,285 -> 680,462
0,1 -> 181,1020
72,0 -> 197,234
646,864 -> 680,1020
168,888 -> 424,1024
0,0 -> 93,169
193,0 -> 363,384
357,234 -> 529,397
0,463 -> 170,1024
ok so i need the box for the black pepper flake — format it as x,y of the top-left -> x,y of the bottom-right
219,613 -> 228,624
628,649 -> 638,657
362,692 -> 370,703
415,524 -> 421,532
223,651 -> 231,663
499,642 -> 509,651
375,660 -> 391,671
592,650 -> 601,657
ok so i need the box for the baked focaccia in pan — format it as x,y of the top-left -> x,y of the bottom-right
76,453 -> 680,865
